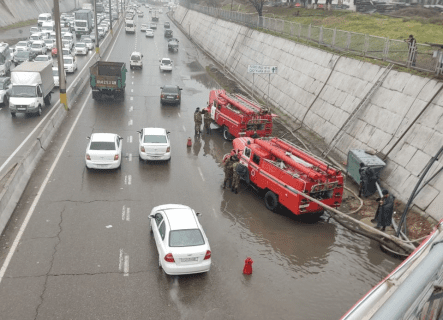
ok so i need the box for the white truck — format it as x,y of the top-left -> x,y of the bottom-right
9,61 -> 54,117
125,20 -> 136,33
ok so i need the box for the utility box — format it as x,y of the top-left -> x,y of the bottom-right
347,150 -> 386,184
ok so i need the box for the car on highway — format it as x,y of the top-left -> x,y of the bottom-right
149,204 -> 211,275
51,47 -> 57,57
74,42 -> 88,55
62,48 -> 71,56
160,84 -> 182,105
84,38 -> 94,50
159,58 -> 173,72
61,27 -> 71,36
29,33 -> 43,43
29,26 -> 40,34
52,67 -> 66,87
15,40 -> 32,52
49,31 -> 56,41
130,51 -> 143,69
13,50 -> 37,65
62,39 -> 73,50
164,22 -> 170,28
85,133 -> 123,170
43,39 -> 55,51
159,8 -> 163,13
89,33 -> 96,43
138,11 -> 144,17
100,22 -> 109,33
140,24 -> 148,32
0,77 -> 12,106
145,29 -> 154,37
138,127 -> 171,161
63,56 -> 77,73
164,29 -> 173,38
34,54 -> 53,64
97,27 -> 105,39
30,40 -> 47,55
150,22 -> 157,30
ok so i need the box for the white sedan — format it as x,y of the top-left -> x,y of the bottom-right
63,56 -> 77,73
74,42 -> 88,55
159,58 -> 173,72
84,38 -> 94,50
145,29 -> 154,37
52,67 -> 66,87
85,133 -> 123,170
34,54 -> 53,64
140,24 -> 148,32
149,204 -> 211,275
138,127 -> 171,161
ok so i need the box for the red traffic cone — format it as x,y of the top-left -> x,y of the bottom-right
243,257 -> 253,275
187,137 -> 192,147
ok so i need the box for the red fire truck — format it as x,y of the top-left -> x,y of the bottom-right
232,137 -> 344,216
203,89 -> 275,140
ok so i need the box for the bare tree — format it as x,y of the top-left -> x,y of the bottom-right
248,0 -> 266,16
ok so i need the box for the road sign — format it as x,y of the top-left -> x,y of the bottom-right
248,65 -> 278,74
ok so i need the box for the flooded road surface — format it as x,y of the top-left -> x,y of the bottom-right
0,8 -> 399,320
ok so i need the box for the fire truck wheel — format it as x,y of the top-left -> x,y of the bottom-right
223,126 -> 233,141
264,191 -> 279,212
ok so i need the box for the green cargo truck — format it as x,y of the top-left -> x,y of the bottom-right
90,61 -> 127,100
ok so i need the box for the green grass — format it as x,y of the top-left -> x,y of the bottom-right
0,19 -> 37,32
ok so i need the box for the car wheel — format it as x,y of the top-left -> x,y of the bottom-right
158,255 -> 162,269
264,191 -> 279,212
37,105 -> 42,116
223,126 -> 233,141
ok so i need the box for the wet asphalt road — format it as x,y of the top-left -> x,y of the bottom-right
0,7 -> 399,320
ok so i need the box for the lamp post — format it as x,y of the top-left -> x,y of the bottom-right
53,0 -> 68,110
94,0 -> 100,54
109,0 -> 113,35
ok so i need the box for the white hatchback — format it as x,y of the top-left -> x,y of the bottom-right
149,204 -> 211,276
74,42 -> 88,55
85,133 -> 123,170
34,54 -> 53,64
63,55 -> 77,73
159,58 -> 173,72
141,24 -> 148,32
145,29 -> 154,37
130,51 -> 143,69
138,127 -> 171,161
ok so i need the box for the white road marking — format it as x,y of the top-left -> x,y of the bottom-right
130,97 -> 133,101
122,205 -> 126,220
129,136 -> 133,143
124,254 -> 129,276
198,167 -> 205,182
131,89 -> 133,92
129,106 -> 133,112
128,119 -> 133,126
119,249 -> 123,271
212,208 -> 217,217
128,153 -> 132,162
122,206 -> 130,221
0,92 -> 93,285
183,125 -> 186,132
178,112 -> 181,118
132,82 -> 134,85
125,175 -> 132,185
132,76 -> 134,79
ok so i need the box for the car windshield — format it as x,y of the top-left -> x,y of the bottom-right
30,36 -> 39,40
131,55 -> 140,61
64,58 -> 73,64
15,51 -> 30,58
90,141 -> 115,150
61,28 -> 69,32
169,229 -> 205,247
35,56 -> 48,61
44,40 -> 52,44
162,87 -> 177,93
17,41 -> 28,47
162,60 -> 171,65
76,43 -> 85,47
11,85 -> 36,97
84,39 -> 92,43
144,135 -> 167,143
31,43 -> 41,48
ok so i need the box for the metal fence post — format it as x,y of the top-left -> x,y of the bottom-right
332,28 -> 336,48
436,50 -> 443,76
346,31 -> 351,50
383,37 -> 389,61
298,23 -> 301,38
364,34 -> 369,56
308,24 -> 311,40
320,26 -> 323,44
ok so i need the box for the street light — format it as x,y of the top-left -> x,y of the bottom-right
53,0 -> 68,110
94,0 -> 100,54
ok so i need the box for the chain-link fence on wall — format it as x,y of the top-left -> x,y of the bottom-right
184,4 -> 443,75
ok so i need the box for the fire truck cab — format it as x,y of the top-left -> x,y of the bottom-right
233,137 -> 344,216
204,89 -> 274,141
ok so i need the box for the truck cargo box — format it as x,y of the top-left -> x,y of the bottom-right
11,61 -> 54,97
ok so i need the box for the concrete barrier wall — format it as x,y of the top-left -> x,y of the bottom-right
0,0 -> 80,27
0,16 -> 123,235
173,6 -> 443,221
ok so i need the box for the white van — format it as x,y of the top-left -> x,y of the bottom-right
41,21 -> 55,32
125,20 -> 136,34
38,13 -> 52,27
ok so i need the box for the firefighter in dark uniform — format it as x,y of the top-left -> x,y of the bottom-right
194,107 -> 202,135
376,190 -> 394,232
358,162 -> 378,198
231,155 -> 240,194
223,154 -> 235,189
203,109 -> 212,134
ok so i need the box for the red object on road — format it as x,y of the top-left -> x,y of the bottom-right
187,137 -> 192,147
52,47 -> 57,57
243,257 -> 253,275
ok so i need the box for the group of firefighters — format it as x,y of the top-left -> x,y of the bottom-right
194,107 -> 212,135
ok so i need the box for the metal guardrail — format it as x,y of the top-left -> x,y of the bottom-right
186,4 -> 443,75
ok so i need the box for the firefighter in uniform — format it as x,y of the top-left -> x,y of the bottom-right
203,109 -> 212,134
231,155 -> 240,194
194,108 -> 202,135
222,154 -> 235,189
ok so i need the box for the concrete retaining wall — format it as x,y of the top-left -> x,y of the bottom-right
0,15 -> 123,235
0,0 -> 90,27
173,6 -> 443,221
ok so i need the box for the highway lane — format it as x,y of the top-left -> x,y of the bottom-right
0,18 -> 120,177
0,6 -> 399,320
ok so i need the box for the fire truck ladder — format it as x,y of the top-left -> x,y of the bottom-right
321,63 -> 393,158
228,93 -> 263,114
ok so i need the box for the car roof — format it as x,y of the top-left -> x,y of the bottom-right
161,58 -> 171,61
76,42 -> 85,45
91,133 -> 117,142
35,55 -> 49,58
163,208 -> 198,231
33,40 -> 44,44
162,84 -> 178,89
131,51 -> 141,55
143,127 -> 166,135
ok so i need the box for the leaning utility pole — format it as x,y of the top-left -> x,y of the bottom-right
109,0 -> 113,35
94,0 -> 100,54
53,0 -> 68,110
